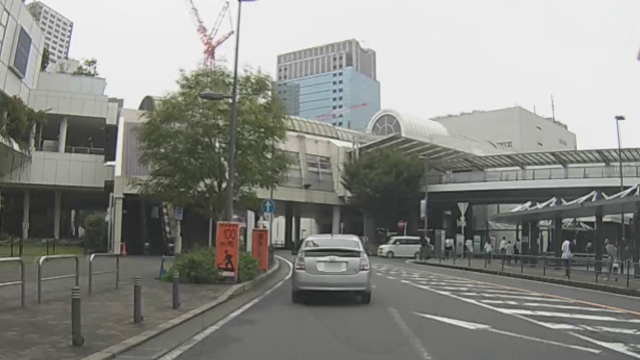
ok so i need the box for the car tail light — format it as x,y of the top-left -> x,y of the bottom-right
295,255 -> 305,270
360,255 -> 370,271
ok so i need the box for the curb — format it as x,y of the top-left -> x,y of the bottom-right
83,258 -> 283,360
410,260 -> 640,297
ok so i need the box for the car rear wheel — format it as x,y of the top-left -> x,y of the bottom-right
386,251 -> 394,259
360,291 -> 372,304
292,290 -> 303,304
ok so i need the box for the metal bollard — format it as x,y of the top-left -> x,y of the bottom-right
71,286 -> 84,346
133,277 -> 143,323
172,271 -> 180,310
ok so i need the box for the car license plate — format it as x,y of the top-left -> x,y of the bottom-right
318,262 -> 347,272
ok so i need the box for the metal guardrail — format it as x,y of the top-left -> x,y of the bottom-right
436,253 -> 639,289
37,255 -> 79,304
88,253 -> 120,295
0,257 -> 25,307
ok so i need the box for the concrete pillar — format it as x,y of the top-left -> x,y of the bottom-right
633,204 -> 639,273
53,191 -> 61,240
594,208 -> 604,262
112,194 -> 124,254
284,202 -> 293,250
29,123 -> 36,151
294,209 -> 301,247
140,198 -> 147,252
58,117 -> 68,153
22,190 -> 30,240
331,205 -> 341,234
553,216 -> 562,257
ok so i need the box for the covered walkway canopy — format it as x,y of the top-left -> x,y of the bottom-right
491,185 -> 640,224
359,109 -> 640,172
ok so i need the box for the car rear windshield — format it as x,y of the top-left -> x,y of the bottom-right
302,238 -> 361,250
303,249 -> 362,258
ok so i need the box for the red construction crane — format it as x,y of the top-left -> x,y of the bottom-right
186,0 -> 234,68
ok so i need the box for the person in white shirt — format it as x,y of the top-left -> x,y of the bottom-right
484,241 -> 493,264
561,238 -> 573,277
499,237 -> 507,255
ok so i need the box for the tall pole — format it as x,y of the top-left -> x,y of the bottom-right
226,0 -> 243,221
615,116 -> 625,255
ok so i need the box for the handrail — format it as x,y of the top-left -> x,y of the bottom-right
88,253 -> 120,295
37,255 -> 79,304
0,257 -> 25,307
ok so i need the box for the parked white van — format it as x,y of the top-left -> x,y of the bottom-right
377,236 -> 421,258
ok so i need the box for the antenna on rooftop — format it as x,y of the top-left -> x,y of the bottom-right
550,94 -> 556,121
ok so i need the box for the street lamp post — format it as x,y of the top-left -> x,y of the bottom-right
199,0 -> 250,221
615,115 -> 625,256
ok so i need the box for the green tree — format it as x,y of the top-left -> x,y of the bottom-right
72,58 -> 98,76
138,68 -> 289,221
342,149 -> 424,232
0,93 -> 46,150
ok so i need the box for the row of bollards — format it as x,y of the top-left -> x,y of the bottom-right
70,273 -> 182,347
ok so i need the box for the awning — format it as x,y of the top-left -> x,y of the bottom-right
491,185 -> 640,224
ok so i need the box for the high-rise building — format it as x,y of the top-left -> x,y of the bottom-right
27,1 -> 73,63
276,39 -> 381,131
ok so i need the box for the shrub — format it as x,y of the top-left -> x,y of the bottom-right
163,248 -> 219,284
239,254 -> 259,282
83,213 -> 106,252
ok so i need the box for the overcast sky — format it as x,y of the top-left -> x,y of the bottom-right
41,0 -> 640,149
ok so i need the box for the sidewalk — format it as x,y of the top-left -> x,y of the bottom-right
0,256 -> 229,360
417,256 -> 640,294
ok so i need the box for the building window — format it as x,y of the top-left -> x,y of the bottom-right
333,89 -> 337,93
338,105 -> 343,109
496,141 -> 512,148
332,106 -> 337,110
559,139 -> 567,146
536,125 -> 542,131
339,114 -> 343,118
338,80 -> 343,84
332,81 -> 336,85
332,97 -> 336,101
12,27 -> 32,78
537,142 -> 543,147
338,88 -> 343,92
332,73 -> 336,77
339,96 -> 343,101
339,72 -> 342,76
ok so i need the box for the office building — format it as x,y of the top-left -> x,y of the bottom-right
431,106 -> 577,152
276,39 -> 380,131
27,1 -> 73,63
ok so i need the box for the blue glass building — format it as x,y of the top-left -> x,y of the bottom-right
276,39 -> 381,131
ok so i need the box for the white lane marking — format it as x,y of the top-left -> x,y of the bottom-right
415,312 -> 600,354
386,276 -> 397,280
454,292 -> 567,302
432,286 -> 523,294
388,307 -> 433,360
478,300 -> 623,313
158,256 -> 293,360
538,322 -> 640,335
570,332 -> 640,359
496,309 -> 640,323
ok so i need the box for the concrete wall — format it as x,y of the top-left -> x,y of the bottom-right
1,151 -> 111,188
29,73 -> 109,118
432,107 -> 576,153
0,0 -> 44,101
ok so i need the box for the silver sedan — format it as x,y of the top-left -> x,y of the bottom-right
291,234 -> 372,304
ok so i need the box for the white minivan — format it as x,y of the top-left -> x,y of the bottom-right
377,236 -> 421,258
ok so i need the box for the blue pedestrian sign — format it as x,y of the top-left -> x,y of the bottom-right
262,200 -> 275,214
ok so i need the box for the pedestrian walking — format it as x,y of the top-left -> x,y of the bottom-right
605,239 -> 618,278
505,240 -> 514,264
484,241 -> 493,264
561,238 -> 573,277
444,238 -> 454,259
585,241 -> 593,253
513,240 -> 520,263
499,237 -> 507,255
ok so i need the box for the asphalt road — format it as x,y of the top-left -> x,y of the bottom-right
165,256 -> 640,360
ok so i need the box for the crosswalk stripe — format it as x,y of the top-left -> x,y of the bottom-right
496,309 -> 640,323
536,322 -> 640,335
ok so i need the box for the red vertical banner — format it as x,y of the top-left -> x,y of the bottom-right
215,222 -> 240,280
251,228 -> 269,271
